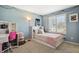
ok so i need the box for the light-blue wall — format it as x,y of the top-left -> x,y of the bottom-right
0,5 -> 79,43
0,5 -> 42,38
43,6 -> 79,43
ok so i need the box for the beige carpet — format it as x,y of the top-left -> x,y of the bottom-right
13,40 -> 79,53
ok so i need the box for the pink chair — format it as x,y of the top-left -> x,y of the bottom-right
8,32 -> 17,50
8,32 -> 17,41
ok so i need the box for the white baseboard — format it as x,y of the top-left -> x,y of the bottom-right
64,41 -> 79,45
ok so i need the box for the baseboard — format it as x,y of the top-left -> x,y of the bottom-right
64,41 -> 79,45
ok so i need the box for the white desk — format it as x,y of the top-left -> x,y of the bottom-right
0,34 -> 9,43
0,34 -> 9,52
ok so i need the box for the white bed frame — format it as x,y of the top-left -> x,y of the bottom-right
32,26 -> 64,49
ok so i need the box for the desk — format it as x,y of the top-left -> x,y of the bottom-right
0,34 -> 9,52
0,34 -> 9,43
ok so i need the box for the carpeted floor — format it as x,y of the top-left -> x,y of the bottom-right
13,40 -> 79,53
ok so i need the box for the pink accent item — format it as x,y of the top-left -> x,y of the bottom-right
46,37 -> 56,47
36,33 -> 63,47
8,32 -> 16,41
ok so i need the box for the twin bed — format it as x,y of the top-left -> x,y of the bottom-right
32,26 -> 64,49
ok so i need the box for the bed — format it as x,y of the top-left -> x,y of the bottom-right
32,26 -> 64,49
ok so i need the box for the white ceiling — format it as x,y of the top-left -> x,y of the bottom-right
12,5 -> 76,15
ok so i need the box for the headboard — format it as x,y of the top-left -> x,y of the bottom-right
32,26 -> 44,35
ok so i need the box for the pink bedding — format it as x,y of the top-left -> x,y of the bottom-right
35,33 -> 63,47
37,33 -> 62,39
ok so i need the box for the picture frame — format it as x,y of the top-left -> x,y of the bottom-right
69,13 -> 78,22
35,18 -> 40,26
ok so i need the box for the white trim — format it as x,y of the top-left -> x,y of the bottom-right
64,41 -> 79,45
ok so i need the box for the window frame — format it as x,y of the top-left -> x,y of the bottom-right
48,14 -> 66,34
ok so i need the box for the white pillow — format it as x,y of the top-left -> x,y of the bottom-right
38,29 -> 44,34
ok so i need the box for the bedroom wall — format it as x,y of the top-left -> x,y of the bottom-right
0,5 -> 42,39
42,5 -> 79,43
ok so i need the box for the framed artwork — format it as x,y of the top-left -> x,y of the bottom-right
69,13 -> 78,22
35,18 -> 40,26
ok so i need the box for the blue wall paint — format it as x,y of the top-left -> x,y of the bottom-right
0,5 -> 42,38
0,5 -> 79,43
43,6 -> 79,43
66,13 -> 79,43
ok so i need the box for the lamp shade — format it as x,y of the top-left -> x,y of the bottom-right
26,16 -> 32,21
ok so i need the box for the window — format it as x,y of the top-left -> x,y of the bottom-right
56,14 -> 66,34
48,16 -> 56,32
48,14 -> 66,34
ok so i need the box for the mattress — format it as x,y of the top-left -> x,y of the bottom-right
36,33 -> 62,39
34,33 -> 64,48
